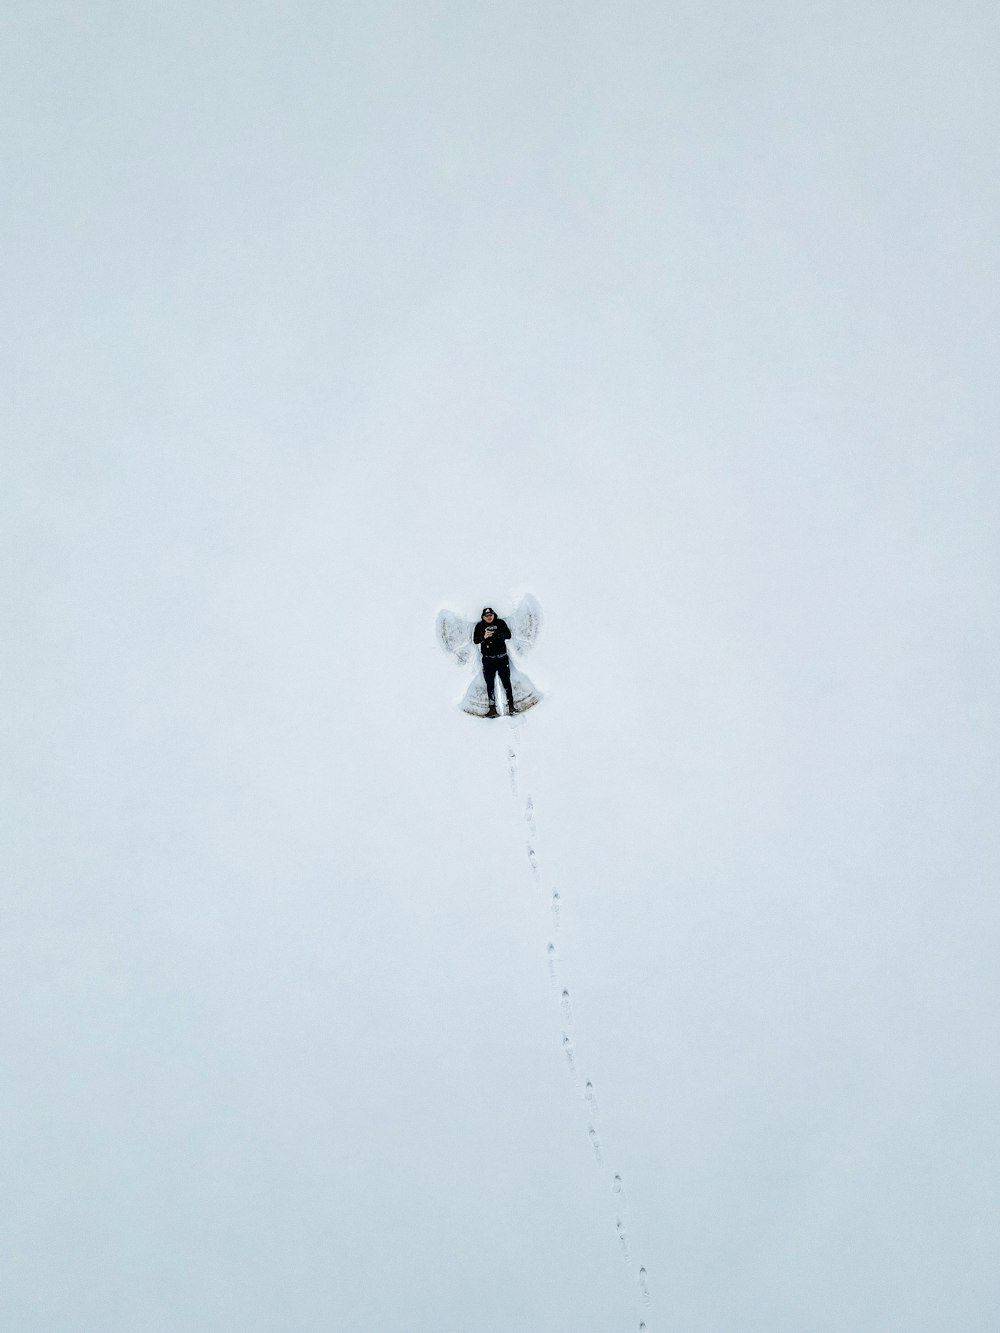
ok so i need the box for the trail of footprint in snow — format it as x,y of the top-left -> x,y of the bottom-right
507,735 -> 653,1329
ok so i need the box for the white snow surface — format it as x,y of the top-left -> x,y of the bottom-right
3,5 -> 1000,1332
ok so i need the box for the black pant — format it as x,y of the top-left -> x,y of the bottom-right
483,655 -> 513,705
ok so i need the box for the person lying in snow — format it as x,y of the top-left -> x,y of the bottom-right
473,607 -> 515,717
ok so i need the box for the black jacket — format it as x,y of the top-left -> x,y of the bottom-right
474,617 -> 511,659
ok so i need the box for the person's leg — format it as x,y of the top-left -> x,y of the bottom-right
483,659 -> 498,707
497,658 -> 515,713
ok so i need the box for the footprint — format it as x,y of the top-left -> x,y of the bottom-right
524,795 -> 536,835
588,1124 -> 603,1165
584,1081 -> 599,1118
561,1032 -> 576,1073
639,1267 -> 651,1306
613,1176 -> 630,1229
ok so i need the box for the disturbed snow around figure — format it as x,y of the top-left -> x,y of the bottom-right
436,594 -> 543,718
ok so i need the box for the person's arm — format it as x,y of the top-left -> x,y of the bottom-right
473,622 -> 484,644
497,619 -> 511,643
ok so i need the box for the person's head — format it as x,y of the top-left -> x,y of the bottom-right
482,607 -> 495,622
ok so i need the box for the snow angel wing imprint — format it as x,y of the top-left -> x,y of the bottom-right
507,593 -> 542,656
435,608 -> 474,666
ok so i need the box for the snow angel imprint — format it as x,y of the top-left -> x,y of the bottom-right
436,594 -> 543,718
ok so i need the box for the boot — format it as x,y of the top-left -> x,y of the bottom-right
486,703 -> 498,718
506,697 -> 517,715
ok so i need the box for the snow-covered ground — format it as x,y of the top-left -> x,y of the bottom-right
4,4 -> 999,1330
